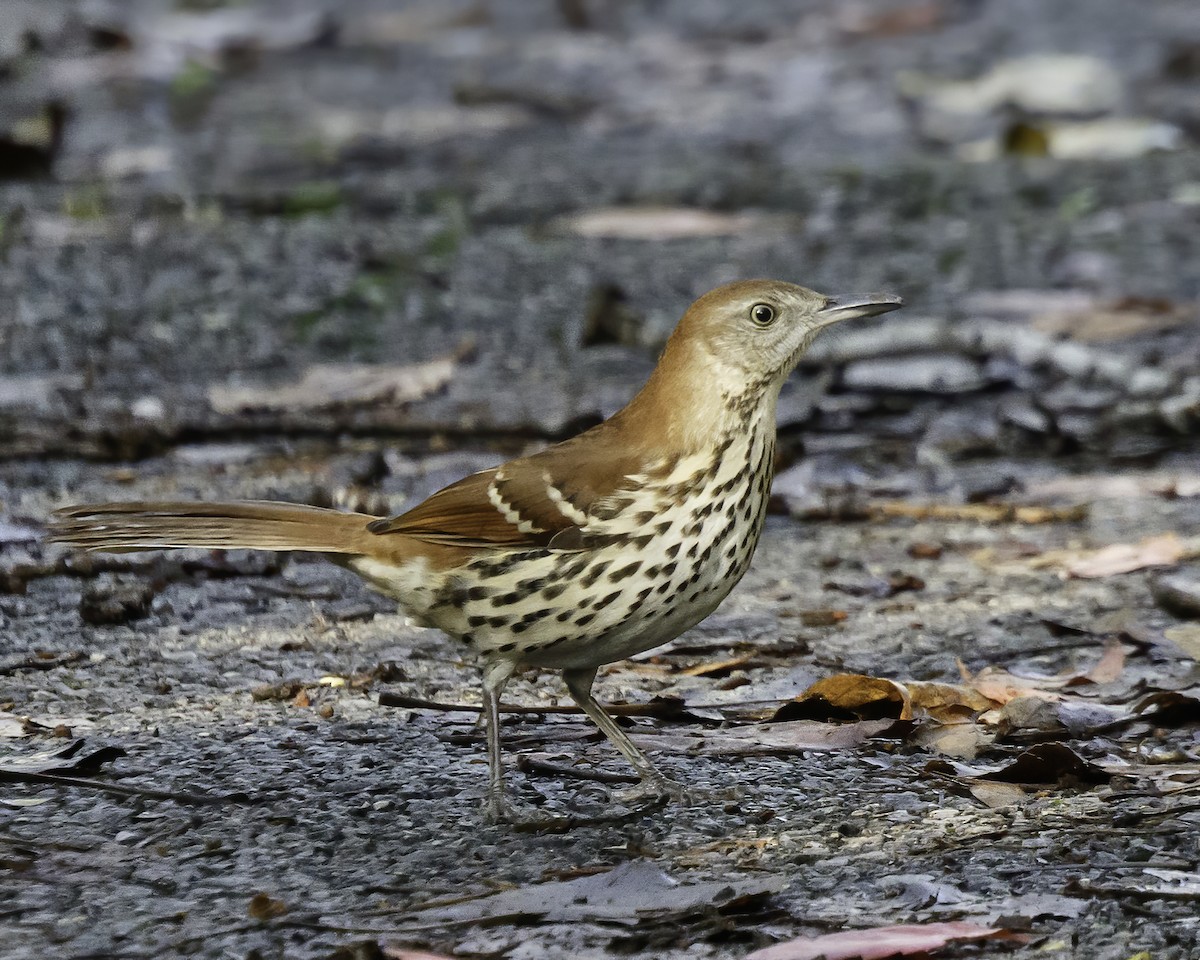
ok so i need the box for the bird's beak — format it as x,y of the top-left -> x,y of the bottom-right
816,293 -> 904,327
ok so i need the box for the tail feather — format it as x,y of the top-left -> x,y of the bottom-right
48,500 -> 376,555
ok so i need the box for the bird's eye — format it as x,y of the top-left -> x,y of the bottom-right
750,303 -> 776,326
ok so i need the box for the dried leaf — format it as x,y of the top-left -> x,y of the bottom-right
968,781 -> 1028,808
548,207 -> 785,241
678,653 -> 759,678
1065,639 -> 1127,685
1133,689 -> 1200,725
1066,533 -> 1185,578
912,724 -> 995,760
841,1 -> 945,38
743,921 -> 1022,960
1164,625 -> 1200,660
419,860 -> 784,925
1031,298 -> 1197,342
959,663 -> 1065,705
981,744 -> 1110,786
780,674 -> 912,721
209,357 -> 456,414
906,681 -> 998,720
634,719 -> 900,756
248,892 -> 288,920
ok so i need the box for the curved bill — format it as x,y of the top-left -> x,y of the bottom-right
817,293 -> 904,326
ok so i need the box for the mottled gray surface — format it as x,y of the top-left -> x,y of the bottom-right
3,0 -> 1200,958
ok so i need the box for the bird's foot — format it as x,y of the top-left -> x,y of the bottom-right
616,774 -> 735,809
481,784 -> 668,832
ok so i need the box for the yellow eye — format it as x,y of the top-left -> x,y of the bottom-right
750,303 -> 776,326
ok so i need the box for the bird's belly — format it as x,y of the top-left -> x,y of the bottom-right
426,482 -> 770,670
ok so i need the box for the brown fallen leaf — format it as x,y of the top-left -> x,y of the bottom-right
743,921 -> 1024,960
678,653 -> 760,678
209,356 -> 457,414
248,892 -> 288,920
968,781 -> 1028,808
1031,296 -> 1197,342
1064,639 -> 1127,685
906,680 -> 998,720
841,0 -> 945,38
1065,532 -> 1186,578
958,663 -> 1066,705
777,674 -> 912,721
911,723 -> 995,760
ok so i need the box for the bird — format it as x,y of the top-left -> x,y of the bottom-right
49,279 -> 902,824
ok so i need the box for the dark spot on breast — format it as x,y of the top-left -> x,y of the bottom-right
498,642 -> 516,652
661,561 -> 678,577
511,622 -> 530,634
591,590 -> 621,610
467,615 -> 487,628
635,586 -> 653,603
521,608 -> 553,624
563,557 -> 590,579
488,616 -> 510,628
580,560 -> 612,588
466,586 -> 491,601
608,561 -> 642,582
665,543 -> 682,559
630,534 -> 654,548
541,582 -> 568,600
635,510 -> 657,525
556,610 -> 573,622
656,581 -> 673,594
460,632 -> 475,645
575,612 -> 597,627
655,520 -> 672,535
517,576 -> 548,592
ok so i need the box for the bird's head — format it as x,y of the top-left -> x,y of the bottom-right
672,279 -> 903,393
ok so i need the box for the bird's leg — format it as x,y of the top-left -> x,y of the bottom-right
477,660 -> 667,830
562,666 -> 684,804
480,658 -> 516,823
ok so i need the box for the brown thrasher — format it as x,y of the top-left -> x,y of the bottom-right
50,280 -> 902,823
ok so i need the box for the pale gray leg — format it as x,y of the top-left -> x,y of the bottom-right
562,666 -> 668,785
481,658 -> 516,823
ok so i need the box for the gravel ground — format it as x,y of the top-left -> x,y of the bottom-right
2,1 -> 1200,958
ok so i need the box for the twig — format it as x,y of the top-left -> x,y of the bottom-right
0,651 -> 86,676
0,770 -> 250,807
515,755 -> 639,784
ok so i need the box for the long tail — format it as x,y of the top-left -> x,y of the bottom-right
47,501 -> 376,555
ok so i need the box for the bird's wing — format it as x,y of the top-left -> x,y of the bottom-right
366,445 -> 654,550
